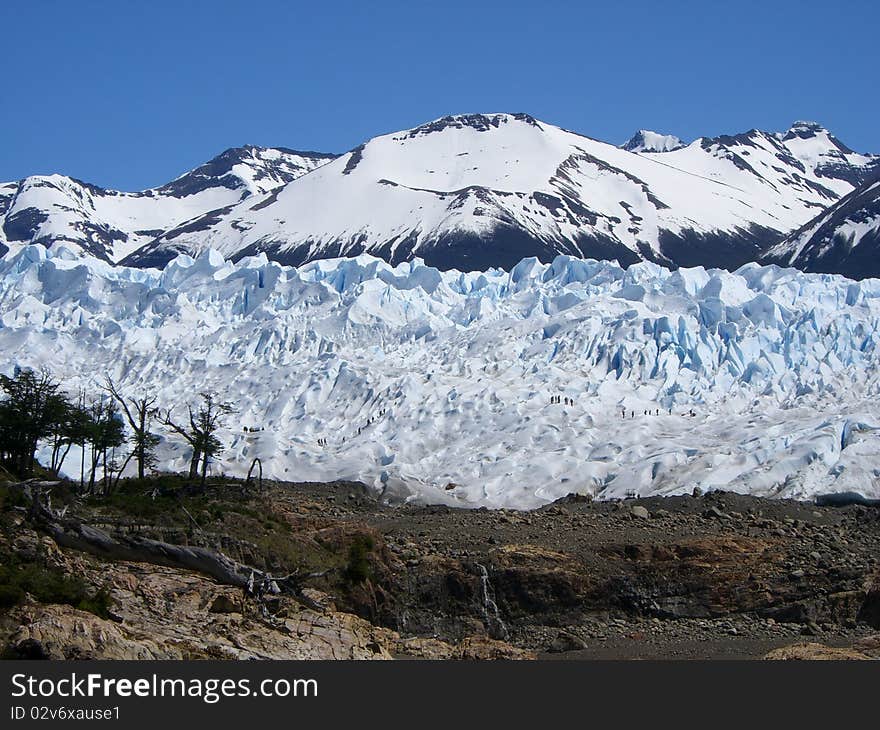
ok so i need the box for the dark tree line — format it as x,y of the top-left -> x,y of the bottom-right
0,368 -> 233,491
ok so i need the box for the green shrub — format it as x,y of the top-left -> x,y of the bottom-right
0,485 -> 28,512
344,535 -> 375,585
0,552 -> 112,619
0,582 -> 25,608
75,588 -> 113,619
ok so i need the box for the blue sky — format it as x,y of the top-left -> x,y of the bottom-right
2,0 -> 877,190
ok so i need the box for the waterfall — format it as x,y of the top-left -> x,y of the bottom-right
475,563 -> 508,640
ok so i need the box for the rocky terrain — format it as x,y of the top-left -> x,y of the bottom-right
1,477 -> 878,660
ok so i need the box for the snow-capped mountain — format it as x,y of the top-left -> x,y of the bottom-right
4,244 -> 880,508
2,114 -> 877,276
621,129 -> 685,153
123,113 -> 878,272
0,146 -> 336,262
775,120 -> 877,187
763,174 -> 880,279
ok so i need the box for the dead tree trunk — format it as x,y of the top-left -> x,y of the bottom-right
105,380 -> 158,480
188,448 -> 201,480
246,458 -> 263,492
164,411 -> 202,480
19,483 -> 321,601
111,450 -> 136,494
200,448 -> 210,488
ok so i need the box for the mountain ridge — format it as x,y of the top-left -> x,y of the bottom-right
124,113 -> 877,272
2,114 -> 877,275
0,145 -> 338,262
763,172 -> 880,278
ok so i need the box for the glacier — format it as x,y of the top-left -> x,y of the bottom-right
2,243 -> 880,509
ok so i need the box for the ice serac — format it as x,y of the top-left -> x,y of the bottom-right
763,175 -> 880,279
123,113 -> 878,273
2,245 -> 880,509
0,146 -> 337,264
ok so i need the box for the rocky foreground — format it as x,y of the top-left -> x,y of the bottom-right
1,478 -> 878,660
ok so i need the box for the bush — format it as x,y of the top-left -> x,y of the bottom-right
0,583 -> 25,608
0,485 -> 28,512
344,535 -> 375,585
0,551 -> 112,619
75,589 -> 113,619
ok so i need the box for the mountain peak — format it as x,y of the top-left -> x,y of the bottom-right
622,130 -> 685,153
778,120 -> 858,149
157,146 -> 337,199
398,113 -> 541,140
778,120 -> 858,159
785,120 -> 827,136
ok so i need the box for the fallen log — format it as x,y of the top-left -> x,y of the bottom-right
14,482 -> 326,608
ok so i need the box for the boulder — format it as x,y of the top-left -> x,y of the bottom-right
547,630 -> 588,653
209,593 -> 242,614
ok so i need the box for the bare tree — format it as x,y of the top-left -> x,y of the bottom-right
163,411 -> 201,479
164,393 -> 234,486
104,378 -> 159,480
246,457 -> 263,492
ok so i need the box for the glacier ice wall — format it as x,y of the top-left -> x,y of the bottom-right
2,243 -> 880,508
